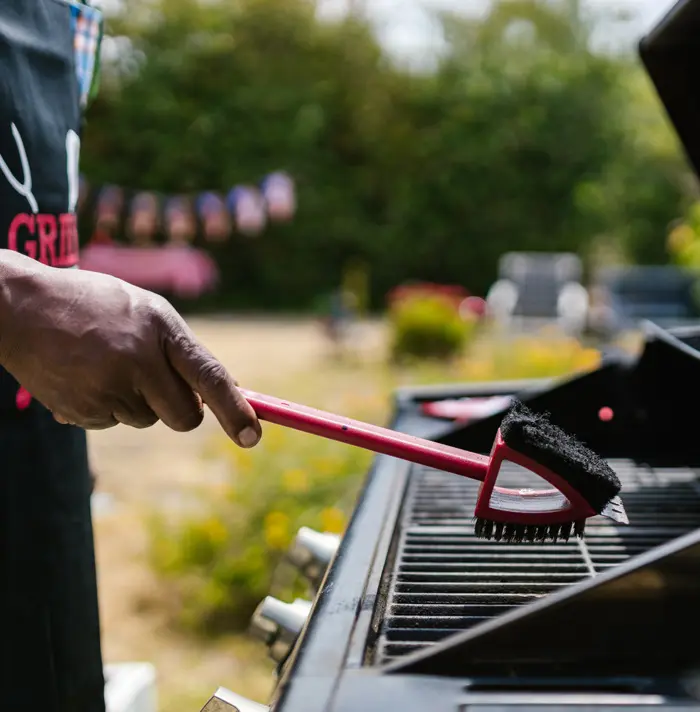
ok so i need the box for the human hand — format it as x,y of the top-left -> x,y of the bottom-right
0,251 -> 261,447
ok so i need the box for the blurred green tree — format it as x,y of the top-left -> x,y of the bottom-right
80,0 -> 690,309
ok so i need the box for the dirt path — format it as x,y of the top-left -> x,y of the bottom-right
90,317 -> 385,710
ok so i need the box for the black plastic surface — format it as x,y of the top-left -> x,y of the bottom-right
639,0 -> 700,179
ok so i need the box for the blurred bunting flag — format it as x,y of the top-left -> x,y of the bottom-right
261,171 -> 296,222
128,192 -> 159,245
164,196 -> 196,245
227,186 -> 267,237
196,192 -> 231,243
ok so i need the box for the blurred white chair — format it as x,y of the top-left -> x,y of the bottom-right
557,281 -> 589,336
485,279 -> 519,330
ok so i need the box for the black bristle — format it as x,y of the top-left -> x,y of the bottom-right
559,523 -> 572,542
474,518 -> 588,543
499,400 -> 621,513
535,526 -> 549,543
494,522 -> 505,541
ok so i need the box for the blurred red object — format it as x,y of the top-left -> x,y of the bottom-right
80,243 -> 219,298
388,282 -> 469,307
387,282 -> 485,319
460,295 -> 487,319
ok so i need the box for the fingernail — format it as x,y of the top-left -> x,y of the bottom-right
239,427 -> 260,448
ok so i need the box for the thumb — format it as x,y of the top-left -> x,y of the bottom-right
165,333 -> 262,448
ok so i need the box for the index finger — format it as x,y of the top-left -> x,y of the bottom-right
164,331 -> 262,448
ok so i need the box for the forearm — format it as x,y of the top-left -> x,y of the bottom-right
0,249 -> 51,366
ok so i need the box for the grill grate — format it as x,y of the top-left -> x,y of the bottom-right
373,460 -> 700,664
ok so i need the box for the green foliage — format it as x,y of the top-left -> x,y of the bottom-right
82,0 -> 690,310
389,293 -> 475,361
575,64 -> 690,266
149,421 -> 369,633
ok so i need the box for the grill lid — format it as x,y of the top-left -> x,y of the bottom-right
640,0 -> 700,180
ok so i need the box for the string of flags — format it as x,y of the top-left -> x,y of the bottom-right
78,171 -> 297,245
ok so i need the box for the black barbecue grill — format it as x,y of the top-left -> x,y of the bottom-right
201,3 -> 700,710
216,321 -> 700,712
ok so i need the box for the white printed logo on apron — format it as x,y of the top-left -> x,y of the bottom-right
0,124 -> 81,267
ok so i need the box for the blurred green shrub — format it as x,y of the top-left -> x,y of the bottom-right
389,293 -> 477,362
149,420 -> 370,634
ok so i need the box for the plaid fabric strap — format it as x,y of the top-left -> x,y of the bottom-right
67,0 -> 104,109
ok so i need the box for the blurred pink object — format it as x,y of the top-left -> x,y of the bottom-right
233,187 -> 267,236
262,172 -> 296,222
460,295 -> 487,319
16,386 -> 32,411
80,243 -> 219,298
422,396 -> 514,423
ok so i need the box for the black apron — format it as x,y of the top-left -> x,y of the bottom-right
0,2 -> 105,710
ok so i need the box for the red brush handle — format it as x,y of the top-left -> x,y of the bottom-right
239,389 -> 489,482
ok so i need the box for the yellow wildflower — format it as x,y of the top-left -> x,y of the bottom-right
265,511 -> 289,528
462,359 -> 495,382
575,348 -> 601,372
264,511 -> 290,550
283,469 -> 309,493
321,507 -> 346,534
203,517 -> 228,546
312,457 -> 341,477
265,523 -> 290,550
668,224 -> 695,254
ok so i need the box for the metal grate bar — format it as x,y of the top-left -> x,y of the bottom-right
373,460 -> 700,664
